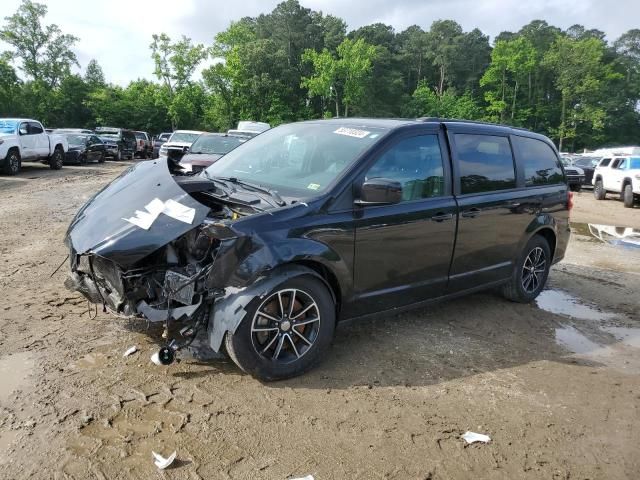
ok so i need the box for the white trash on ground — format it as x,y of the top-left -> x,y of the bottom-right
289,476 -> 314,480
152,451 -> 176,469
123,346 -> 138,357
461,431 -> 491,444
150,352 -> 162,366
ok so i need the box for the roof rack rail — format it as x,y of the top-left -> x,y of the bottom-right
416,117 -> 517,128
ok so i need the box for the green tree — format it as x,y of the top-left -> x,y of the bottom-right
480,37 -> 537,123
0,0 -> 78,87
302,38 -> 377,117
84,59 -> 105,88
543,36 -> 621,150
0,54 -> 22,115
406,83 -> 481,119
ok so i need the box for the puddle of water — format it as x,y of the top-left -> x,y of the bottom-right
536,289 -> 617,321
555,326 -> 604,355
571,222 -> 640,249
602,326 -> 640,348
0,352 -> 34,404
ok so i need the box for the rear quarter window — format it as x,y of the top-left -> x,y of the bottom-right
513,136 -> 564,186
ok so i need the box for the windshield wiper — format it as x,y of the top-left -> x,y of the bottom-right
216,177 -> 286,207
201,170 -> 236,196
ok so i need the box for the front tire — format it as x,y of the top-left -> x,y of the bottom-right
623,184 -> 635,208
98,151 -> 106,163
502,235 -> 551,303
49,148 -> 64,170
225,275 -> 336,381
3,150 -> 21,175
570,184 -> 581,192
593,180 -> 606,200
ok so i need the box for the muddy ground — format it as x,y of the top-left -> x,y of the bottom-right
1,162 -> 639,480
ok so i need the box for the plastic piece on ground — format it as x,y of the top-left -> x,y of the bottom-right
461,431 -> 491,444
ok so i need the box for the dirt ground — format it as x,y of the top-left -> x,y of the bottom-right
1,162 -> 639,480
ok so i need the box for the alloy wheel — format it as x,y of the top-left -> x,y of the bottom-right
9,153 -> 19,174
250,288 -> 321,364
522,247 -> 546,294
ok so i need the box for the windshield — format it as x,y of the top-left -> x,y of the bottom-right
204,123 -> 387,197
190,134 -> 247,155
98,136 -> 115,143
169,132 -> 201,144
0,120 -> 18,134
67,134 -> 88,146
99,133 -> 119,139
134,132 -> 146,140
574,157 -> 599,167
159,133 -> 171,141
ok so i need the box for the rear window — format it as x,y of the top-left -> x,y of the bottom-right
513,136 -> 564,186
455,134 -> 516,194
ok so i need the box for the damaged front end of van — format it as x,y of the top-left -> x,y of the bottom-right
63,159 -> 312,364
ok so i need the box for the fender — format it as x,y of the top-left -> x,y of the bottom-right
207,265 -> 325,351
516,213 -> 569,264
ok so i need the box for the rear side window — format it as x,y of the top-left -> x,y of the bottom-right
455,134 -> 515,194
513,136 -> 564,186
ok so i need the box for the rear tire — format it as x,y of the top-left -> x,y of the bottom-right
225,275 -> 335,381
49,147 -> 63,170
502,235 -> 551,303
623,184 -> 634,208
593,180 -> 606,200
3,149 -> 21,175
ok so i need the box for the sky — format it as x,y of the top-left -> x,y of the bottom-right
1,0 -> 639,86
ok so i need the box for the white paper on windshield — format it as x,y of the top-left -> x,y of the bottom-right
163,199 -> 196,224
334,127 -> 370,139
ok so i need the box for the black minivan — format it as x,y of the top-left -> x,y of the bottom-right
65,118 -> 571,380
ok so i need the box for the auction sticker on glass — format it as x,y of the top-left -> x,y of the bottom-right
334,127 -> 371,138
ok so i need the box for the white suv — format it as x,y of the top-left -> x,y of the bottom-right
592,156 -> 640,208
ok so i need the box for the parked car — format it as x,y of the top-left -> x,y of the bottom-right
0,118 -> 68,175
54,128 -> 94,135
227,121 -> 270,138
134,131 -> 152,159
571,156 -> 600,186
560,157 -> 585,191
64,134 -> 106,164
179,133 -> 250,173
592,155 -> 640,207
152,132 -> 172,159
158,130 -> 204,163
97,136 -> 120,160
94,127 -> 137,160
64,118 -> 571,380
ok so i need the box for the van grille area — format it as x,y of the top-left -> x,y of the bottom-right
565,169 -> 579,176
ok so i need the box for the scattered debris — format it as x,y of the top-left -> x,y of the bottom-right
152,451 -> 177,470
290,476 -> 314,480
150,352 -> 162,366
123,346 -> 138,357
461,431 -> 491,444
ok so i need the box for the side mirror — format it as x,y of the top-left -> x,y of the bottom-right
355,178 -> 402,206
19,126 -> 28,135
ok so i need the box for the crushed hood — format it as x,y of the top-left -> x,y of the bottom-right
65,159 -> 211,267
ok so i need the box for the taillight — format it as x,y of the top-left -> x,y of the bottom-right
568,191 -> 574,211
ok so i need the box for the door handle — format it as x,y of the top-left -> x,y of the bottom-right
431,212 -> 453,222
461,208 -> 481,218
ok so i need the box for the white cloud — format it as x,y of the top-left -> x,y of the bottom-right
1,0 -> 638,86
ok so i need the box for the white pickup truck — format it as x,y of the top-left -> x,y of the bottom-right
0,118 -> 68,175
592,155 -> 640,208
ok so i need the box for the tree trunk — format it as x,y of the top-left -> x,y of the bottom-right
511,80 -> 518,121
438,65 -> 445,96
500,68 -> 506,123
344,104 -> 349,117
559,92 -> 566,152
